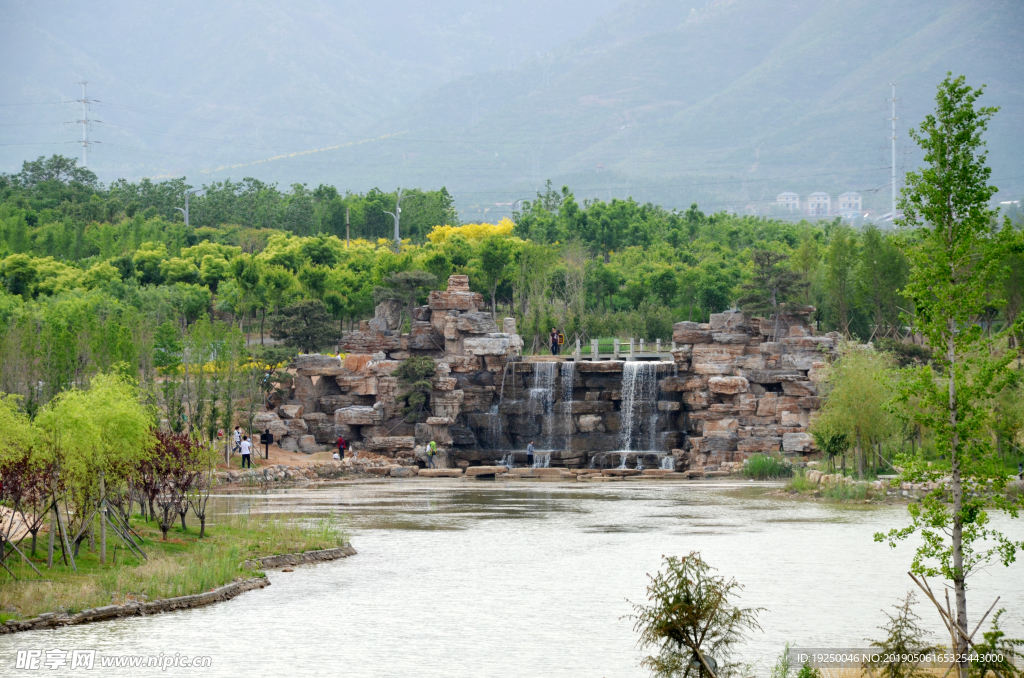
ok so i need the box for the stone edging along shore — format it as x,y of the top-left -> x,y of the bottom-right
1,544 -> 357,635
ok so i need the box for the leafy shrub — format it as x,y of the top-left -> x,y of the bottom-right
744,454 -> 793,480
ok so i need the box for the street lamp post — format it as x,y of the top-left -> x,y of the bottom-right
174,188 -> 203,227
383,188 -> 404,253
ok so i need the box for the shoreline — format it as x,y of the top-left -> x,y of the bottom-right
1,544 -> 357,635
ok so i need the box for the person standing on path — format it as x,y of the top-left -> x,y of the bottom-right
240,435 -> 253,468
526,440 -> 535,468
337,435 -> 347,460
550,328 -> 559,356
232,426 -> 242,456
427,440 -> 437,468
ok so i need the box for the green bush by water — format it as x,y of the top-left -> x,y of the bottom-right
744,454 -> 792,480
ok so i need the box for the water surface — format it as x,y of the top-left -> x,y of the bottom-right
2,479 -> 1021,677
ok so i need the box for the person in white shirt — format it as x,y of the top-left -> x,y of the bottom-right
232,426 -> 242,455
240,436 -> 253,468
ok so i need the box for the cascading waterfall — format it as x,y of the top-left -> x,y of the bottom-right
660,455 -> 675,470
528,362 -> 557,448
533,454 -> 551,468
559,362 -> 575,449
499,452 -> 516,468
487,363 -> 515,448
619,362 -> 661,452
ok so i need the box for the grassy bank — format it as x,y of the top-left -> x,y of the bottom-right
0,512 -> 346,622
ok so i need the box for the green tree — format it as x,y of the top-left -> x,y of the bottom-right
823,226 -> 859,337
393,356 -> 436,422
373,270 -> 437,330
479,236 -> 514,318
738,248 -> 807,340
628,553 -> 762,678
857,226 -> 909,340
877,75 -> 1023,678
270,299 -> 336,353
864,592 -> 939,678
812,346 -> 896,478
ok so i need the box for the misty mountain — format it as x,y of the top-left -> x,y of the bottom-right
3,0 -> 1022,219
367,0 -> 1024,216
0,0 -> 619,178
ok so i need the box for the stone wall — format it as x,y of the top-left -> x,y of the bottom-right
268,274 -> 835,473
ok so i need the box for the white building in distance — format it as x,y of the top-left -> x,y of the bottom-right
776,191 -> 862,217
806,191 -> 831,216
776,192 -> 800,211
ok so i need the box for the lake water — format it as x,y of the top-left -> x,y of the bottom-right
2,479 -> 1022,677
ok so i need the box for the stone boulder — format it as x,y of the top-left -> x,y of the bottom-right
298,435 -> 321,454
284,419 -> 308,435
389,466 -> 419,478
428,275 -> 485,311
708,376 -> 749,394
294,354 -> 345,377
463,336 -> 511,356
278,436 -> 299,452
457,311 -> 500,334
673,322 -> 712,344
254,411 -> 281,426
782,432 -> 815,454
709,310 -> 747,330
279,404 -> 304,419
365,436 -> 417,453
343,354 -> 373,373
334,406 -> 382,426
449,427 -> 477,446
577,414 -> 604,432
781,381 -> 816,397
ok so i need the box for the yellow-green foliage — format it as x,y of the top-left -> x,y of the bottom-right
34,372 -> 154,491
812,344 -> 897,447
427,218 -> 515,244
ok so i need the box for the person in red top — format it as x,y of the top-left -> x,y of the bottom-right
336,435 -> 347,460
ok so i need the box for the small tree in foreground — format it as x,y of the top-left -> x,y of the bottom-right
970,609 -> 1024,678
864,592 -> 939,678
876,74 -> 1023,678
628,553 -> 762,678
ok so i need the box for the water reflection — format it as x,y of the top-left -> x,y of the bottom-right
1,479 -> 1021,678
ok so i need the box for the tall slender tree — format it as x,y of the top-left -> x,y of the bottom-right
877,74 -> 1022,678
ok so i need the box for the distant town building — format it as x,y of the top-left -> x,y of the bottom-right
776,191 -> 800,212
837,191 -> 862,213
806,191 -> 831,216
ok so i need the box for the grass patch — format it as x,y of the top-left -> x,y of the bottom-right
744,454 -> 793,480
0,511 -> 346,621
785,470 -> 818,493
820,482 -> 869,501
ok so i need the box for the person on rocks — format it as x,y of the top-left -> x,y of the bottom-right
336,435 -> 347,460
240,435 -> 253,469
427,440 -> 437,468
526,441 -> 535,468
550,328 -> 559,356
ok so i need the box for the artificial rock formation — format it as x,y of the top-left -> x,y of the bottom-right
269,275 -> 834,474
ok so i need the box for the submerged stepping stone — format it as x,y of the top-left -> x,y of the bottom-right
418,469 -> 464,478
602,469 -> 642,477
465,465 -> 509,477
